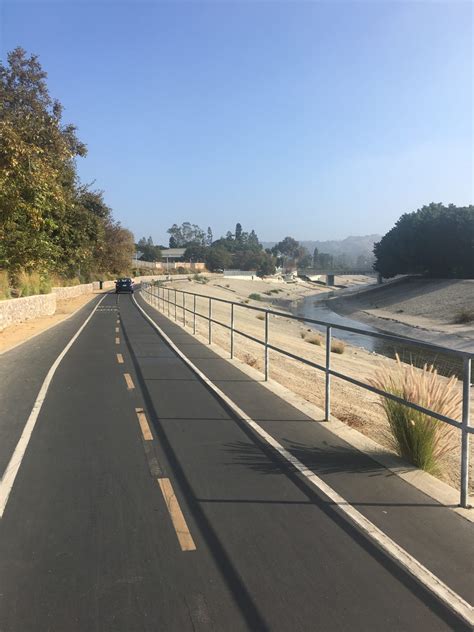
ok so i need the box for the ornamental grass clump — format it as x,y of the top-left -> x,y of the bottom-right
370,356 -> 461,475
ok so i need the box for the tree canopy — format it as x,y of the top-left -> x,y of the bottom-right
374,203 -> 474,278
167,222 -> 206,248
137,236 -> 162,262
205,223 -> 275,276
0,47 -> 134,281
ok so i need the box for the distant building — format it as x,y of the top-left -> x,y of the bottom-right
160,248 -> 186,261
132,247 -> 205,272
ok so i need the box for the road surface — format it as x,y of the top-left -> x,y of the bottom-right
0,290 -> 472,631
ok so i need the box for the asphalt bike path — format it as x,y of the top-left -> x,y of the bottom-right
0,295 -> 103,475
0,291 -> 471,630
134,290 -> 474,607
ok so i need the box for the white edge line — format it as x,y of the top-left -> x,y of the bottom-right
0,294 -> 107,518
133,292 -> 474,627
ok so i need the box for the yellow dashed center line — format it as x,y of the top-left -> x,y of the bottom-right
116,353 -> 124,364
115,337 -> 120,345
124,373 -> 135,390
115,327 -> 119,333
135,407 -> 153,441
158,478 -> 196,551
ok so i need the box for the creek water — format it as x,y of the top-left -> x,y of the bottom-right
289,292 -> 464,378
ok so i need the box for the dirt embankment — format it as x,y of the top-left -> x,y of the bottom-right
161,276 -> 473,493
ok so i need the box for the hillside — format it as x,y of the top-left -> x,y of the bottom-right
263,234 -> 381,259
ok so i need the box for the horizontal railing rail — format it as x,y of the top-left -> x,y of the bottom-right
140,282 -> 472,508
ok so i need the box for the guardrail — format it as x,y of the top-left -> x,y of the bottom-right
141,282 -> 473,508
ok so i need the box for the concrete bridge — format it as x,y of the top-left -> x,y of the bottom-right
297,268 -> 382,286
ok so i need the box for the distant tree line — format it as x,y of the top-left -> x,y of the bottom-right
374,203 -> 474,278
136,224 -> 359,276
0,48 -> 135,286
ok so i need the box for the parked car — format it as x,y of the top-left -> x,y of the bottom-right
115,278 -> 134,294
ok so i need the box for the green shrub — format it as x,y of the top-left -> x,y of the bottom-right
370,356 -> 460,474
17,271 -> 41,297
39,276 -> 52,294
249,293 -> 261,301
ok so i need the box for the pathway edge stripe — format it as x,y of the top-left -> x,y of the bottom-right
0,294 -> 107,518
124,373 -> 135,389
158,477 -> 196,551
135,408 -> 153,441
133,293 -> 473,627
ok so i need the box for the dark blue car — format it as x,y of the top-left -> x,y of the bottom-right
115,278 -> 134,294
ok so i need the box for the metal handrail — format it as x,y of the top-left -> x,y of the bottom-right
141,282 -> 472,508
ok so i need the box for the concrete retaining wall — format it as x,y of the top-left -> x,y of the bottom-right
0,293 -> 57,332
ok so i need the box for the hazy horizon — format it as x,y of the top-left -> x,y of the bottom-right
2,1 -> 472,245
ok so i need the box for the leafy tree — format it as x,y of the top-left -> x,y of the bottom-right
256,252 -> 276,277
0,47 -> 133,282
205,246 -> 232,271
183,242 -> 207,262
206,226 -> 213,246
374,203 -> 474,278
235,222 -> 243,243
271,236 -> 301,269
101,222 -> 135,275
248,229 -> 260,249
0,48 -> 86,273
297,247 -> 312,269
167,222 -> 205,247
272,237 -> 299,258
137,236 -> 162,262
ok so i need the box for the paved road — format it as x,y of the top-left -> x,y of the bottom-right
0,291 -> 472,631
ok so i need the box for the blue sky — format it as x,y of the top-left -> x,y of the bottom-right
1,1 -> 472,245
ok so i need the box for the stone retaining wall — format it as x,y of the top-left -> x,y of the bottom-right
51,283 -> 95,299
0,273 -> 221,331
0,293 -> 57,332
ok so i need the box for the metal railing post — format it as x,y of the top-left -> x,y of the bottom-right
174,290 -> 177,320
460,356 -> 471,507
167,288 -> 170,317
193,294 -> 196,334
264,311 -> 269,381
183,293 -> 186,326
208,297 -> 212,344
230,303 -> 234,359
325,326 -> 332,421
